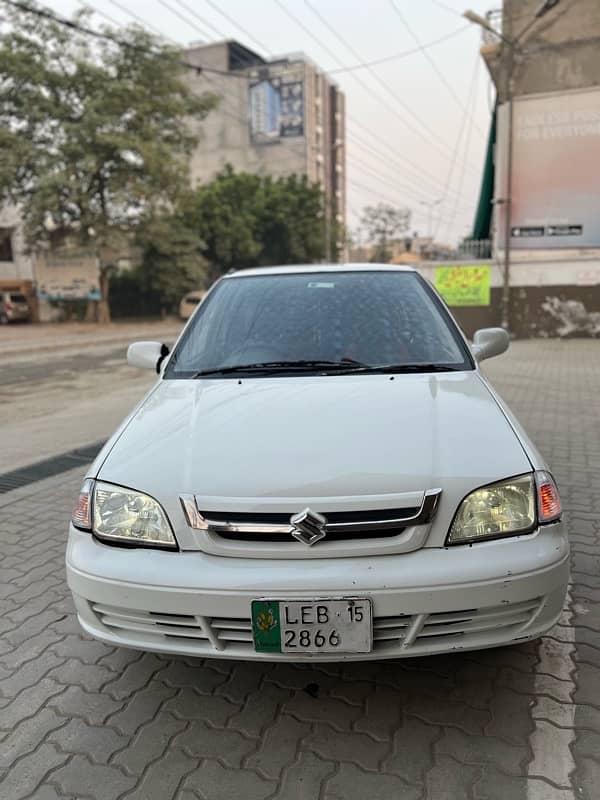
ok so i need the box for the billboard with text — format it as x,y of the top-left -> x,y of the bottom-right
248,65 -> 304,144
496,88 -> 600,249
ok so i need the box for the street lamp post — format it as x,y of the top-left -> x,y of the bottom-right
463,0 -> 561,331
419,199 -> 442,240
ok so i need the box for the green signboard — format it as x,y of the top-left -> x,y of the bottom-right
434,265 -> 491,307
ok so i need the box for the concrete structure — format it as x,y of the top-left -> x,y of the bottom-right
0,205 -> 100,321
184,40 -> 346,255
475,0 -> 600,334
0,204 -> 35,284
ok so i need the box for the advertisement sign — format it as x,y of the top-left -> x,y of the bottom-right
435,266 -> 491,306
249,66 -> 304,143
497,88 -> 600,249
36,250 -> 100,301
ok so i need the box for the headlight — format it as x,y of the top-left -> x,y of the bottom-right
91,482 -> 176,548
447,474 -> 536,545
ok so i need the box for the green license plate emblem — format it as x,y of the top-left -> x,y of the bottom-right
251,600 -> 281,653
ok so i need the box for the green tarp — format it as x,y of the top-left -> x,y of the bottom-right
471,106 -> 497,241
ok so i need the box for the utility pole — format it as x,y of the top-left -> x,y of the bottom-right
464,0 -> 561,331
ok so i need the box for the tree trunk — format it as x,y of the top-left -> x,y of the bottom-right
84,300 -> 97,322
97,267 -> 111,324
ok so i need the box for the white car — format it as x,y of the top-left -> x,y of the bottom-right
67,264 -> 568,661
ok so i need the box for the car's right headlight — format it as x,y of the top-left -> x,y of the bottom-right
72,479 -> 177,549
447,471 -> 560,545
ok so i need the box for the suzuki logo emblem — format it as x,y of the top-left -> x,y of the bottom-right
290,508 -> 328,546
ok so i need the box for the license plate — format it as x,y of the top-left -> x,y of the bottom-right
251,598 -> 372,654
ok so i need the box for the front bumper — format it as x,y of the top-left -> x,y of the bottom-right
66,523 -> 569,661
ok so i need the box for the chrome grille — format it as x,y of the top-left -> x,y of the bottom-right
179,489 -> 442,544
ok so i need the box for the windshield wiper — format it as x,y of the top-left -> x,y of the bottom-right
192,358 -> 368,377
336,363 -> 463,374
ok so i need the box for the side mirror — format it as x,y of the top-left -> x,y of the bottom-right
472,328 -> 509,362
127,341 -> 170,373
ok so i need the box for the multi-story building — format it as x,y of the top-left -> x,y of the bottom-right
184,40 -> 346,257
472,0 -> 600,335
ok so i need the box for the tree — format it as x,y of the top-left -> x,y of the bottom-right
360,203 -> 411,262
136,214 -> 207,313
184,167 -> 327,280
0,2 -> 216,321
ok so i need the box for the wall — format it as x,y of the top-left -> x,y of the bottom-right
184,41 -> 345,232
484,0 -> 600,102
417,259 -> 600,338
186,43 -> 308,185
0,205 -> 34,283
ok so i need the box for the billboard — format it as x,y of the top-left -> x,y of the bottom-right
496,87 -> 600,249
249,65 -> 304,144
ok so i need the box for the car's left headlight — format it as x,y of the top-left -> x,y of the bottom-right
447,473 -> 537,545
72,480 -> 177,549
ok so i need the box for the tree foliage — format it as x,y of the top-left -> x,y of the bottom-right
360,203 -> 411,262
136,215 -> 207,310
0,1 -> 216,320
184,167 -> 328,280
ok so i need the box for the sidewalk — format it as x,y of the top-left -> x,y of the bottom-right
0,318 -> 184,359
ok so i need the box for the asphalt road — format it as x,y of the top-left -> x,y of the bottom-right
0,323 -> 181,472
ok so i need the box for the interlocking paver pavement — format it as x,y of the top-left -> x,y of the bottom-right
1,339 -> 599,799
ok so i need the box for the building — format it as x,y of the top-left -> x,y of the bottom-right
184,40 -> 346,256
0,204 -> 100,321
471,0 -> 600,335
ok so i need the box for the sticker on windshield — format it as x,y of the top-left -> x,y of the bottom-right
307,282 -> 335,289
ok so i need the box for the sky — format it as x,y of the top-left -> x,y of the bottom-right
47,0 -> 498,245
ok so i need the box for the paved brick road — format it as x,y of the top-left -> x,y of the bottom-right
1,340 -> 599,800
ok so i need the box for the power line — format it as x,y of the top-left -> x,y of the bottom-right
328,24 -> 470,73
106,0 -> 166,37
347,120 -> 469,202
300,0 -> 479,173
348,176 -> 443,229
31,0 -> 477,224
202,0 -> 273,55
349,155 -> 466,228
440,52 -> 482,241
347,137 -> 475,217
276,0 -> 455,164
387,0 -> 485,139
83,1 -> 122,29
173,0 -> 228,40
0,0 -> 250,78
155,0 -> 212,40
433,51 -> 481,239
97,0 -> 480,209
427,0 -> 464,18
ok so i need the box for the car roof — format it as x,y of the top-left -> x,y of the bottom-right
224,263 -> 417,279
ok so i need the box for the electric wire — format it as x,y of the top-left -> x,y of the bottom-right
433,50 -> 481,239
298,0 -> 479,173
202,0 -> 273,55
388,0 -> 485,139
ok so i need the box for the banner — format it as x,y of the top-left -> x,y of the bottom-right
496,88 -> 600,249
249,65 -> 304,144
434,266 -> 491,306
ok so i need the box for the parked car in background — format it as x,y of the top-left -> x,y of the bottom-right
178,290 -> 206,320
68,264 -> 568,662
0,291 -> 30,324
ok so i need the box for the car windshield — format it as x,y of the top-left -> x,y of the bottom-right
166,271 -> 473,377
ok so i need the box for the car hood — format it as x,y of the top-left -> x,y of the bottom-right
96,372 -> 531,517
